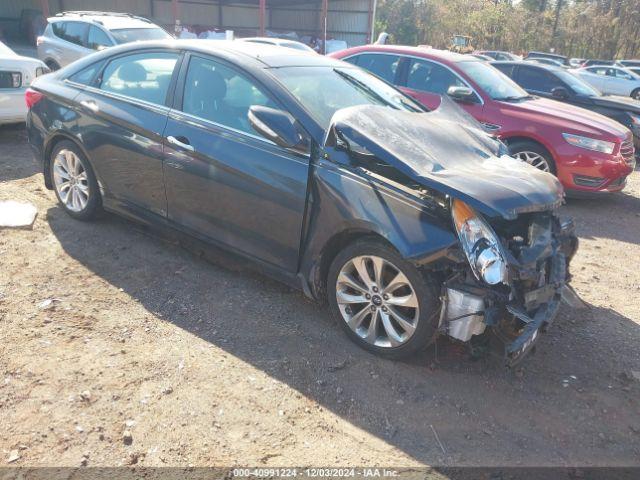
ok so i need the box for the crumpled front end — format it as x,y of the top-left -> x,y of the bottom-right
439,210 -> 578,365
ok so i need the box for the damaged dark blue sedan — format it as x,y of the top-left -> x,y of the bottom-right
26,40 -> 578,365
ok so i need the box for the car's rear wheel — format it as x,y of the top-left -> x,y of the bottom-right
631,88 -> 640,100
508,140 -> 556,174
44,59 -> 61,71
327,239 -> 440,359
50,141 -> 101,220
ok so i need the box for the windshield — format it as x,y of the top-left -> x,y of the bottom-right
556,70 -> 601,96
270,66 -> 424,128
111,28 -> 171,44
457,60 -> 529,100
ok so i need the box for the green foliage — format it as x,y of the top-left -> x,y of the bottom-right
374,0 -> 640,59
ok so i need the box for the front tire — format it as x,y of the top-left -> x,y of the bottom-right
327,239 -> 440,359
508,139 -> 556,174
50,141 -> 101,221
631,88 -> 640,101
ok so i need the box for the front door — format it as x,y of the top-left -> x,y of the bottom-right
163,54 -> 310,271
75,50 -> 181,216
398,57 -> 485,119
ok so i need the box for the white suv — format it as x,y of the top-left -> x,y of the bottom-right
37,11 -> 172,70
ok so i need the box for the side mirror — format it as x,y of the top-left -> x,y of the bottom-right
551,86 -> 569,99
447,85 -> 476,103
248,105 -> 301,149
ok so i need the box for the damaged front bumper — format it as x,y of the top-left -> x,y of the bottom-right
439,214 -> 578,365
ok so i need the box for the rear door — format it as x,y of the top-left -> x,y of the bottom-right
52,21 -> 91,66
583,67 -> 608,91
162,53 -> 310,271
74,50 -> 181,216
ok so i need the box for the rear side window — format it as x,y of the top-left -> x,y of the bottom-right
68,61 -> 103,85
99,52 -> 179,105
406,58 -> 465,94
87,26 -> 112,50
350,54 -> 401,83
53,21 -> 88,47
181,56 -> 277,134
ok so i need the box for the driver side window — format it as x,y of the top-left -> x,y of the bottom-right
406,58 -> 465,95
181,56 -> 278,134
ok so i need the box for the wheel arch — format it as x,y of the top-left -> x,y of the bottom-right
43,132 -> 96,190
501,135 -> 557,169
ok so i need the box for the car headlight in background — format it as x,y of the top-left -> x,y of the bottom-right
452,199 -> 508,285
562,133 -> 615,154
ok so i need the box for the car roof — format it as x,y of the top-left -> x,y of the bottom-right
49,12 -> 156,30
338,44 -> 478,63
492,60 -> 564,73
73,39 -> 343,68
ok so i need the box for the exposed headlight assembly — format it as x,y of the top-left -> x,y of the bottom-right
562,133 -> 615,154
452,199 -> 508,285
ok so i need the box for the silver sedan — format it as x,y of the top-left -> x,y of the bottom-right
571,65 -> 640,99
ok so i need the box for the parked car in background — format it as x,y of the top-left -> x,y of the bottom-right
572,65 -> 640,99
469,53 -> 493,61
26,40 -> 578,364
239,37 -> 315,53
37,11 -> 172,70
582,59 -> 614,67
493,61 -> 640,150
569,58 -> 585,68
331,45 -> 634,194
0,41 -> 48,125
475,50 -> 521,61
617,59 -> 640,68
524,57 -> 566,68
524,51 -> 570,67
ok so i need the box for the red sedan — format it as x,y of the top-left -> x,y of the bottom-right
330,45 -> 635,194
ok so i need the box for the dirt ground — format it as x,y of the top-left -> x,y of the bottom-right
1,123 -> 639,468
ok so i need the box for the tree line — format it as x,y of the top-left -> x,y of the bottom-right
375,0 -> 640,60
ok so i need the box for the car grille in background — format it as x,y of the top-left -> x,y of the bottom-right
0,71 -> 22,88
620,140 -> 635,165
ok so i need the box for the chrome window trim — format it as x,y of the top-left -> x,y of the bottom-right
79,84 -> 173,116
341,51 -> 485,106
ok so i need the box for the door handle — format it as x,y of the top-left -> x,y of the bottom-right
166,135 -> 194,152
80,99 -> 98,112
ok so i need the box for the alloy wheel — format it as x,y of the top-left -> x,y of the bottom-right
53,149 -> 90,212
335,255 -> 419,348
512,151 -> 551,172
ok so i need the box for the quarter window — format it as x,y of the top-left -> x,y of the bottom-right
99,52 -> 179,105
53,22 -> 88,47
406,58 -> 465,95
349,54 -> 401,83
181,56 -> 277,134
87,26 -> 112,50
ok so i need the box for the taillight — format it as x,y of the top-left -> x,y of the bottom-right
25,88 -> 44,109
36,36 -> 44,47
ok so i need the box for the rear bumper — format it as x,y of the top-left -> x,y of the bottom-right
0,87 -> 27,124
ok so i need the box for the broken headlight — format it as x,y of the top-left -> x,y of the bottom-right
452,199 -> 507,285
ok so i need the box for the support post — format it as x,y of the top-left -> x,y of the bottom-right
321,0 -> 328,54
40,0 -> 50,17
259,0 -> 266,36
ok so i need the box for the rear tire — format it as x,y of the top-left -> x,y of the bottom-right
49,140 -> 101,221
45,59 -> 60,71
631,88 -> 640,101
327,238 -> 440,359
508,139 -> 556,175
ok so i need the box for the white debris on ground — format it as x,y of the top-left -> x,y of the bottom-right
0,201 -> 37,229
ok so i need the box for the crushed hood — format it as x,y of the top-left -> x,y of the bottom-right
326,99 -> 564,220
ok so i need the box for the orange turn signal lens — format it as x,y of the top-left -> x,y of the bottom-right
452,199 -> 476,231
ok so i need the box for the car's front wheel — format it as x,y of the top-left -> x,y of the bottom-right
508,140 -> 556,174
50,141 -> 101,220
327,239 -> 440,359
631,88 -> 640,100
